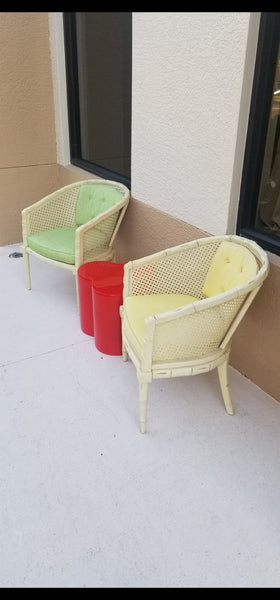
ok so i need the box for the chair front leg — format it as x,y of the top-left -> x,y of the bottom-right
139,381 -> 149,433
21,246 -> 31,290
75,274 -> 80,310
122,344 -> 128,361
217,353 -> 235,415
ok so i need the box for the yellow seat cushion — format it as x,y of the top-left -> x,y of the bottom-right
124,293 -> 198,344
203,241 -> 258,297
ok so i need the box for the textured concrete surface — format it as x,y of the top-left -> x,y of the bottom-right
1,243 -> 280,588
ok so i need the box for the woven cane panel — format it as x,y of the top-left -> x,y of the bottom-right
82,230 -> 109,262
84,215 -> 118,247
81,214 -> 119,261
28,189 -> 78,233
83,228 -> 108,251
83,245 -> 109,262
151,296 -> 245,361
131,242 -> 220,297
96,213 -> 118,238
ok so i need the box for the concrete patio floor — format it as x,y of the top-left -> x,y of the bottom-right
1,242 -> 280,589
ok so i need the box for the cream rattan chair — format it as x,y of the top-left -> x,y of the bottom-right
21,179 -> 130,301
120,235 -> 269,433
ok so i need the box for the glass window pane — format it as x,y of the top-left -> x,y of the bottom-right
75,12 -> 131,179
255,45 -> 280,236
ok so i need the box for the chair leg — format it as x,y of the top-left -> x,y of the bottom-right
75,275 -> 80,311
21,246 -> 31,290
139,381 -> 149,433
122,345 -> 128,361
120,317 -> 128,361
217,356 -> 235,415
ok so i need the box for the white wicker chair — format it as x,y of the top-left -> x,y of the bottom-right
21,179 -> 130,301
120,235 -> 269,433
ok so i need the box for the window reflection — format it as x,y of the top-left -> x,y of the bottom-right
256,46 -> 280,235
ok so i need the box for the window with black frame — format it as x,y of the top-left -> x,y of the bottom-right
237,12 -> 280,255
63,12 -> 132,189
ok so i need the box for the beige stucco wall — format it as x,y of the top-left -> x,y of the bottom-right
0,11 -> 279,405
131,12 -> 251,234
0,12 -> 59,245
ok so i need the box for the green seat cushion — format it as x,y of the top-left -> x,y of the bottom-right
203,241 -> 258,297
75,183 -> 123,226
124,293 -> 198,344
27,227 -> 76,264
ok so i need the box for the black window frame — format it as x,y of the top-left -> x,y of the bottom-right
237,12 -> 280,255
63,12 -> 131,190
